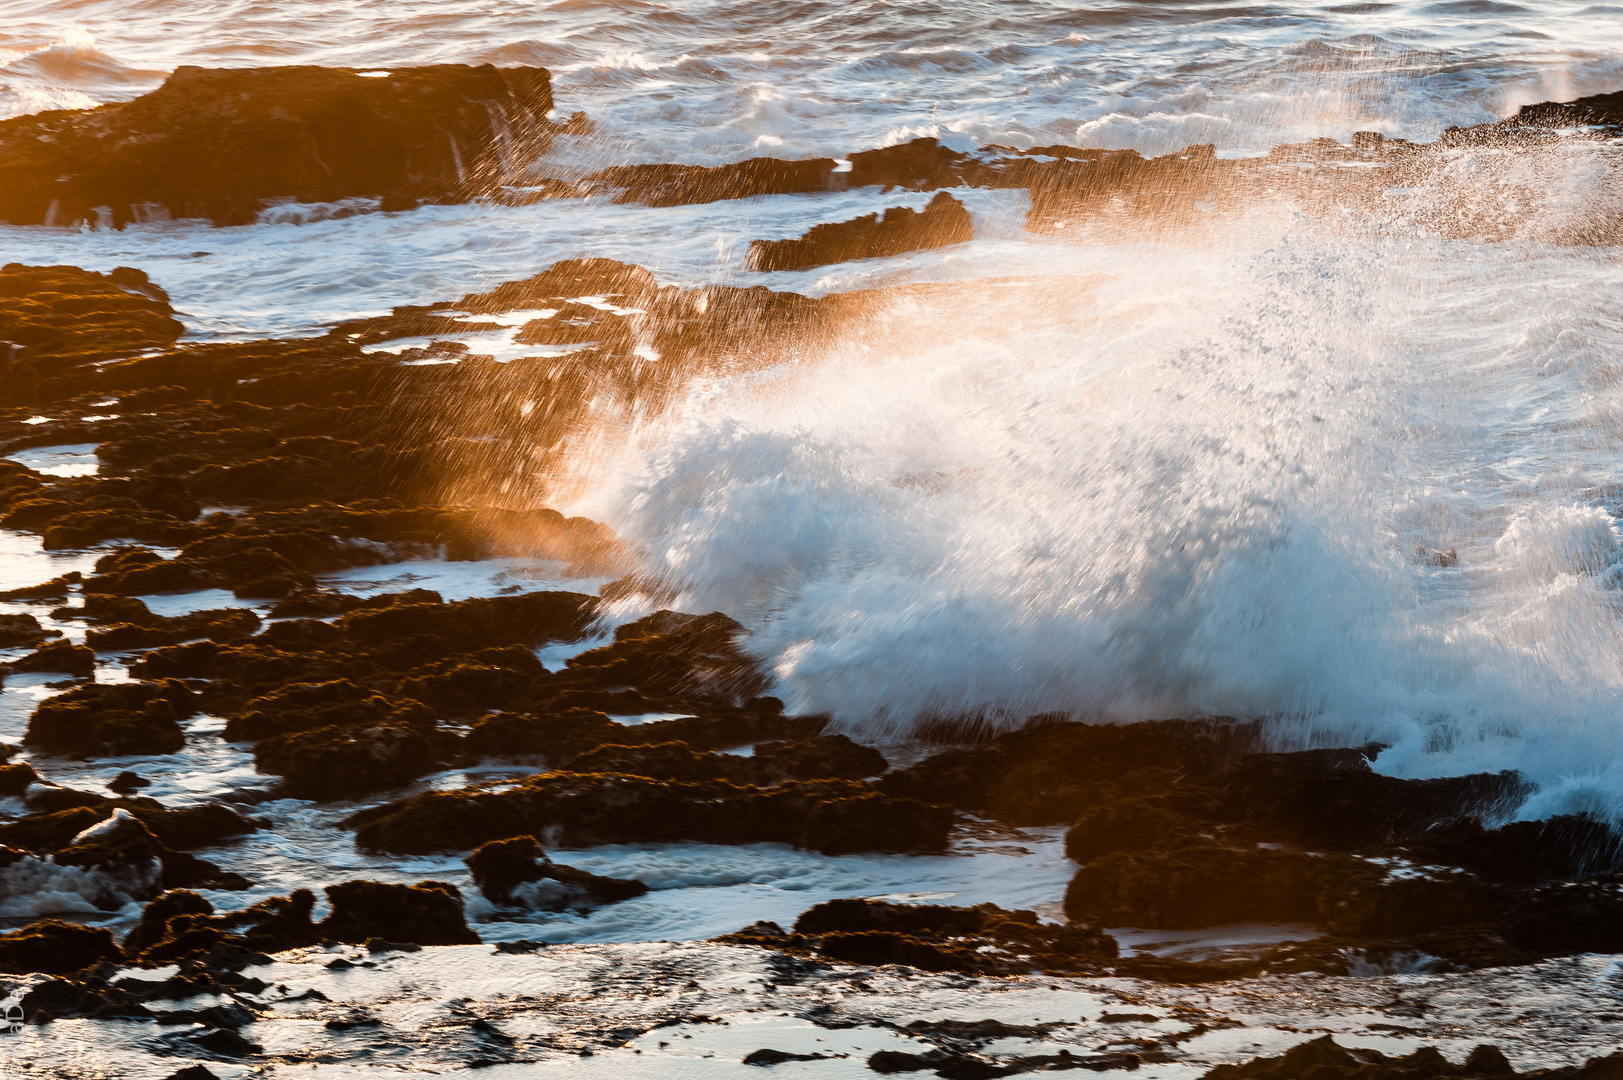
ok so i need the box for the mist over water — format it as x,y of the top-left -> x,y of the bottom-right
4,0 -> 1623,818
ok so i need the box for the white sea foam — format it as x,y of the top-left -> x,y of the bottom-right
578,215 -> 1623,818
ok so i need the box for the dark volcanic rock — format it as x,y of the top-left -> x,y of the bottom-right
465,834 -> 648,909
1201,1035 -> 1623,1080
51,808 -> 249,894
0,919 -> 123,975
748,192 -> 974,271
720,898 -> 1117,976
0,64 -> 555,227
348,772 -> 952,856
253,721 -> 448,801
3,637 -> 95,676
318,880 -> 480,946
123,889 -> 216,956
0,264 -> 184,393
129,887 -> 321,963
25,679 -> 197,758
590,156 -> 837,207
0,611 -> 58,648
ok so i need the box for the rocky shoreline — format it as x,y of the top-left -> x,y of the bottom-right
2,60 -> 1623,1078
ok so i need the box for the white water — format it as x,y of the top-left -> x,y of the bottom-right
589,214 -> 1623,818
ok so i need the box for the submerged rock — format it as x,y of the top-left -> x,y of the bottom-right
748,191 -> 974,271
0,64 -> 556,227
465,835 -> 648,910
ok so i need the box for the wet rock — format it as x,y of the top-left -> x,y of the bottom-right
748,192 -> 974,271
253,721 -> 448,800
747,1048 -> 835,1065
52,808 -> 248,893
0,64 -> 556,228
721,898 -> 1116,977
0,919 -> 123,975
162,1067 -> 221,1080
3,638 -> 96,676
86,605 -> 261,650
465,834 -> 647,910
1199,1035 -> 1617,1080
0,761 -> 38,797
348,772 -> 953,856
754,734 -> 888,781
0,264 -> 185,398
222,678 -> 413,742
591,156 -> 838,207
124,889 -> 216,956
563,740 -> 757,783
465,706 -> 623,761
396,645 -> 550,714
1219,749 -> 1527,852
108,770 -> 150,794
24,678 -> 196,757
848,137 -> 969,190
0,612 -> 58,648
554,610 -> 769,704
336,590 -> 596,650
317,880 -> 481,946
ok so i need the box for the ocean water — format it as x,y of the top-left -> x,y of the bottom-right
3,0 -> 1623,953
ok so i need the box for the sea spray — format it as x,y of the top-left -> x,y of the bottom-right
594,220 -> 1623,818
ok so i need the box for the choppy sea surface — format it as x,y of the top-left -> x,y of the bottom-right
3,0 -> 1623,948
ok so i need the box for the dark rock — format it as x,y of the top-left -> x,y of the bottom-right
754,734 -> 888,781
4,638 -> 95,676
563,740 -> 755,783
0,611 -> 58,648
0,919 -> 122,974
348,772 -> 953,856
555,610 -> 769,704
86,606 -> 261,650
0,264 -> 185,394
465,707 -> 623,761
317,879 -> 481,946
746,1048 -> 834,1065
465,834 -> 647,909
108,770 -> 151,794
748,192 -> 974,271
162,1067 -> 221,1080
1220,749 -> 1526,852
591,156 -> 837,207
1198,1035 -> 1609,1080
0,65 -> 556,228
25,679 -> 196,757
124,889 -> 215,956
252,721 -> 447,800
721,898 -> 1115,977
0,761 -> 39,797
52,808 -> 249,893
849,137 -> 968,190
